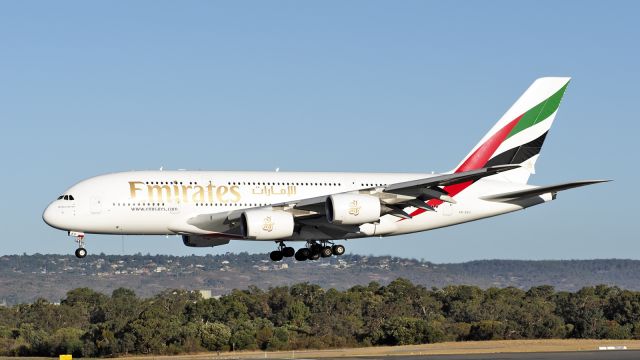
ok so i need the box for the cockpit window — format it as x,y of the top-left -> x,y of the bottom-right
57,195 -> 63,200
69,195 -> 75,201
63,195 -> 69,200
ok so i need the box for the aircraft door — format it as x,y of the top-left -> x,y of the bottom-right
90,197 -> 102,214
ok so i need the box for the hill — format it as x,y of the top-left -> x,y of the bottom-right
2,253 -> 640,305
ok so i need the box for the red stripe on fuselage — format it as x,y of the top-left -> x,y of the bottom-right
405,115 -> 523,218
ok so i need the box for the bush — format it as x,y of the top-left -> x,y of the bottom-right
468,320 -> 506,340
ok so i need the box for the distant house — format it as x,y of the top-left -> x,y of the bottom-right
199,290 -> 212,299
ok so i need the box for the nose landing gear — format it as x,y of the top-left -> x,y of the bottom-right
69,231 -> 87,258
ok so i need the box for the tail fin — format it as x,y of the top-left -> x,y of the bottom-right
453,77 -> 571,184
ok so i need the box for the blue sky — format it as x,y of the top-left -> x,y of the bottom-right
0,1 -> 636,262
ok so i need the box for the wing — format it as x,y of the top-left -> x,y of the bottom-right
172,165 -> 520,237
293,164 -> 521,220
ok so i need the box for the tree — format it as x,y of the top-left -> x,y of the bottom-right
200,322 -> 231,351
285,300 -> 310,328
8,280 -> 640,356
268,327 -> 290,350
555,287 -> 607,338
468,320 -> 506,340
425,320 -> 448,343
90,287 -> 142,355
230,320 -> 257,350
381,317 -> 427,345
14,322 -> 49,356
46,327 -> 84,357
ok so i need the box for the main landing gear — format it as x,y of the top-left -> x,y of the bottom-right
69,231 -> 87,258
270,241 -> 345,262
270,242 -> 295,262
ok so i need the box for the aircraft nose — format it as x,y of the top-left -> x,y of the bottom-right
42,203 -> 60,229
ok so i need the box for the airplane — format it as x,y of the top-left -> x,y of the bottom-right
43,77 -> 608,261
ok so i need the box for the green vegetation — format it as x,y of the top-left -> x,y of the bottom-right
2,280 -> 640,357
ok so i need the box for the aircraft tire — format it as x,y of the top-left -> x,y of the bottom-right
332,244 -> 345,256
310,243 -> 322,255
270,251 -> 284,262
75,247 -> 87,259
295,248 -> 310,261
309,252 -> 321,261
282,246 -> 295,257
320,246 -> 333,258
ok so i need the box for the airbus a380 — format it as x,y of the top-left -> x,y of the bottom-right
43,77 -> 607,261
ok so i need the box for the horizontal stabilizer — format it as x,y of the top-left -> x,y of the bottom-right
481,180 -> 610,201
385,164 -> 520,195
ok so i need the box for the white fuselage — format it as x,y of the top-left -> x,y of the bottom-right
42,170 -> 550,242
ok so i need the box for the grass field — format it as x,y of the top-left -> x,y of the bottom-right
8,339 -> 635,359
163,339 -> 640,359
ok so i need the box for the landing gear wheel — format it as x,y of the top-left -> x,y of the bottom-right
270,251 -> 284,262
295,248 -> 310,261
310,243 -> 322,255
282,247 -> 295,258
75,247 -> 87,258
332,244 -> 345,256
320,246 -> 333,258
309,252 -> 321,261
70,232 -> 87,259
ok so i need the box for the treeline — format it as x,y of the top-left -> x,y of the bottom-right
2,279 -> 640,357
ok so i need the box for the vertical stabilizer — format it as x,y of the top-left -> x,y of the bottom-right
454,77 -> 570,184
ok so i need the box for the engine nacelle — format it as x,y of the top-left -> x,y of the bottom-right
326,193 -> 381,225
182,235 -> 230,247
240,210 -> 294,240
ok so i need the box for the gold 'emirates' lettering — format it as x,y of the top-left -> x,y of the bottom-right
148,185 -> 172,202
192,186 -> 205,203
181,185 -> 192,203
128,181 -> 241,204
229,186 -> 241,202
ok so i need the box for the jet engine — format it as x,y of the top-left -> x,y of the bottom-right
182,235 -> 230,247
240,210 -> 294,240
326,193 -> 381,225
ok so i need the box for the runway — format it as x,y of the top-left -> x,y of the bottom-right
326,350 -> 640,360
